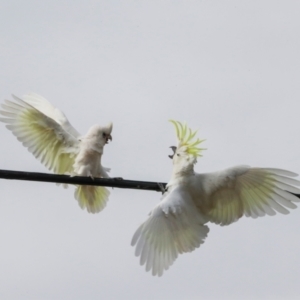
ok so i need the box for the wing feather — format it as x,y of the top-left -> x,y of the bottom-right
239,174 -> 278,216
0,95 -> 79,174
131,186 -> 209,276
197,167 -> 300,225
19,93 -> 80,138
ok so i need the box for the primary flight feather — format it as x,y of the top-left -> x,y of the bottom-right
131,120 -> 300,276
0,93 -> 112,213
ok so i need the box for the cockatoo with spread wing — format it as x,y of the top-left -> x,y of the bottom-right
0,93 -> 113,213
132,120 -> 300,276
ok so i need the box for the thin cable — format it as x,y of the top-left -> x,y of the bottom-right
0,169 -> 167,192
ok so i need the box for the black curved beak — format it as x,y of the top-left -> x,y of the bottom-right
168,146 -> 177,159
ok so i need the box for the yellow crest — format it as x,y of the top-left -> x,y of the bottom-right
169,120 -> 206,157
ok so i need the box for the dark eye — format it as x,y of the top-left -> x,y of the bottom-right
177,153 -> 180,157
102,133 -> 106,138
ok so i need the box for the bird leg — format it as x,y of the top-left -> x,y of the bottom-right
157,182 -> 167,194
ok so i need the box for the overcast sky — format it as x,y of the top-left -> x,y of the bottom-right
1,1 -> 300,299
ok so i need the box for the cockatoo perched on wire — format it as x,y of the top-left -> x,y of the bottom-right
0,93 -> 113,213
131,120 -> 300,276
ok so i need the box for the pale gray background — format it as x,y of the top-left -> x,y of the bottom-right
0,1 -> 300,299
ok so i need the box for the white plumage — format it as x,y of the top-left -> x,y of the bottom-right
0,93 -> 113,213
132,120 -> 300,276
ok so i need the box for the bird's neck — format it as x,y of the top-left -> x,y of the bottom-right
81,137 -> 104,154
168,163 -> 195,187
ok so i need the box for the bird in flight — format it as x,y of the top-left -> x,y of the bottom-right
132,120 -> 300,276
0,93 -> 113,213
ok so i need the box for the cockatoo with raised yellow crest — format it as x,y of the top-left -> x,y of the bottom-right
0,93 -> 112,213
131,120 -> 300,276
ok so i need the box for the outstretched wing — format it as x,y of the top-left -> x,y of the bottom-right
0,94 -> 79,174
131,186 -> 209,276
21,93 -> 80,138
196,166 -> 300,226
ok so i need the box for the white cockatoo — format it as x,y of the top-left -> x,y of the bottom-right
132,120 -> 300,276
0,93 -> 113,213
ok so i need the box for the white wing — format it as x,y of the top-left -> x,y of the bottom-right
0,94 -> 79,174
131,186 -> 209,276
195,166 -> 300,226
21,92 -> 80,138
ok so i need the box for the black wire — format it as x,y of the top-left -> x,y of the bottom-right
0,169 -> 167,192
1,169 -> 299,199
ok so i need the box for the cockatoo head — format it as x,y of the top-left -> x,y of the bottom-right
169,120 -> 205,171
85,122 -> 113,145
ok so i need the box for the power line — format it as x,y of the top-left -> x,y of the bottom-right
1,169 -> 300,199
0,169 -> 166,192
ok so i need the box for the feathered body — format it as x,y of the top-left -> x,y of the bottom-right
74,124 -> 111,178
0,93 -> 112,213
132,120 -> 300,276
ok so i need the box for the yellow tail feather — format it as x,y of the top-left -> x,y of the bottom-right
74,185 -> 110,213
